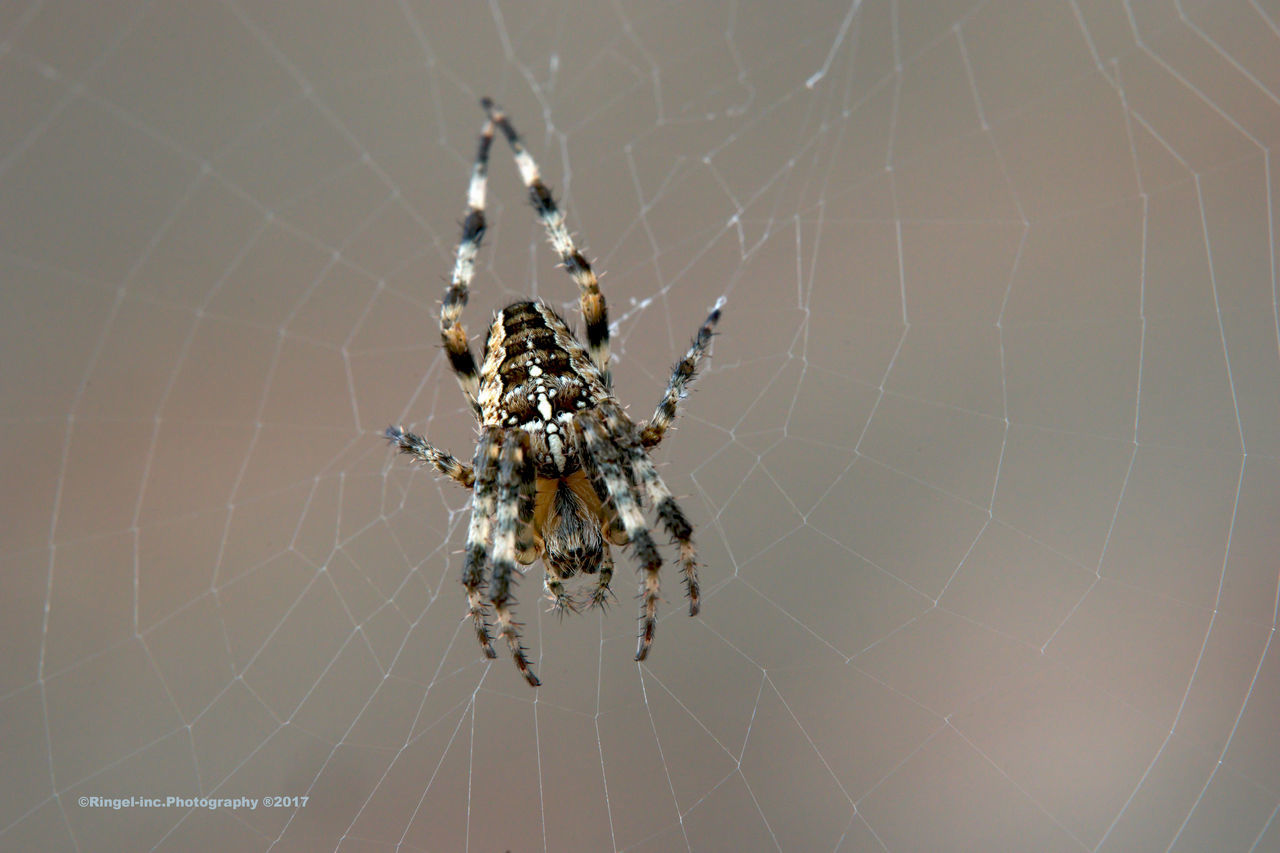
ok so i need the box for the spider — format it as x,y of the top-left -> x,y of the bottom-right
386,98 -> 721,687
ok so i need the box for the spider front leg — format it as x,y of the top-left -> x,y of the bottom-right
489,431 -> 541,687
642,304 -> 722,448
440,111 -> 496,411
483,97 -> 612,387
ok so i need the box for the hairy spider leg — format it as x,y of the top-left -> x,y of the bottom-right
384,425 -> 475,487
482,97 -> 612,388
489,431 -> 541,686
599,402 -> 701,616
462,428 -> 502,659
576,416 -> 665,661
642,303 -> 722,448
440,114 -> 496,412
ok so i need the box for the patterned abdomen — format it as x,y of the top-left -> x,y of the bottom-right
478,301 -> 608,475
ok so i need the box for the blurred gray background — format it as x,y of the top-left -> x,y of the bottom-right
3,1 -> 1279,851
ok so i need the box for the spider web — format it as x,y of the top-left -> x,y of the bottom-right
3,0 -> 1279,850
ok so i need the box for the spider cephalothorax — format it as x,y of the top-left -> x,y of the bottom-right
387,98 -> 720,686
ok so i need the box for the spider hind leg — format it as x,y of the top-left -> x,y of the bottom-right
575,415 -> 664,661
599,401 -> 702,618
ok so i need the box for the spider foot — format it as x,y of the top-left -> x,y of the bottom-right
679,541 -> 701,617
544,577 -> 579,617
466,593 -> 498,658
385,425 -> 423,459
504,635 -> 540,687
634,631 -> 652,661
385,424 -> 424,456
635,600 -> 658,661
546,593 -> 578,618
586,584 -> 617,611
494,604 -> 540,686
474,625 -> 498,659
634,556 -> 661,661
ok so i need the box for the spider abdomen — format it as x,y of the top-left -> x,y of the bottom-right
478,301 -> 610,476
